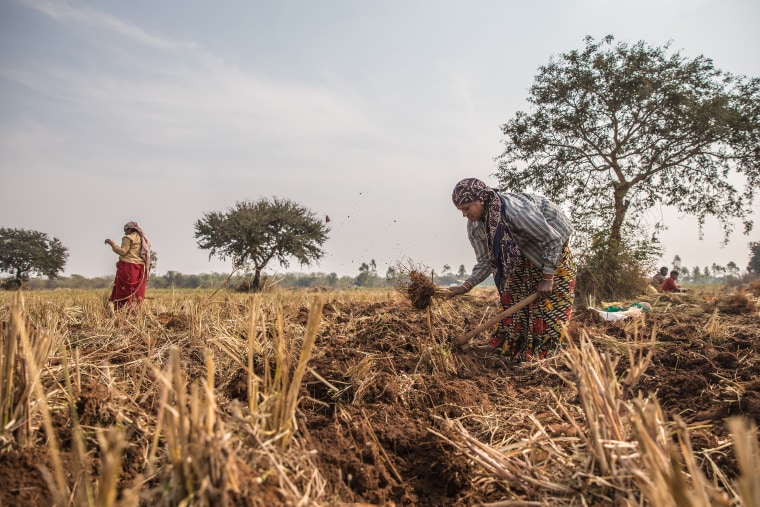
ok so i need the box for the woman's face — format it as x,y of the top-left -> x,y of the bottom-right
456,200 -> 485,222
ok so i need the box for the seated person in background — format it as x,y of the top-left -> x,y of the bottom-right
652,266 -> 668,289
661,270 -> 685,292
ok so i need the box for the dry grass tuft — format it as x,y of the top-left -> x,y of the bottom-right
2,291 -> 69,504
151,348 -> 241,506
629,400 -> 735,507
1,291 -> 61,448
746,279 -> 760,297
727,417 -> 760,506
716,290 -> 757,315
703,308 -> 730,342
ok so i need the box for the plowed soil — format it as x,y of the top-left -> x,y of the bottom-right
1,286 -> 758,506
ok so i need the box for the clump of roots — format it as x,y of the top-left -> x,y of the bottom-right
398,270 -> 449,310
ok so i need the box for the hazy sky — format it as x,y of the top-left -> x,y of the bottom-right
1,0 -> 759,279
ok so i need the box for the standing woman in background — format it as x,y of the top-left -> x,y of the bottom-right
105,221 -> 151,310
449,178 -> 576,361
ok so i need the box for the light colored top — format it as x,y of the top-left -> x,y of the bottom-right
110,232 -> 145,265
465,193 -> 573,287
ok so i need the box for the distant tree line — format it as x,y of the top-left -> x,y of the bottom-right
2,227 -> 757,292
18,261 -> 496,291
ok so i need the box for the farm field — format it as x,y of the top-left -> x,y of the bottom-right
1,285 -> 759,506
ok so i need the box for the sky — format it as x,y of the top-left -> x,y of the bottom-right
1,0 -> 759,280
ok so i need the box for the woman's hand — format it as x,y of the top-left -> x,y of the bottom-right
536,278 -> 554,297
105,239 -> 113,246
448,285 -> 469,297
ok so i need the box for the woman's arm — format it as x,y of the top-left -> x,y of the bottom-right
450,221 -> 491,296
109,235 -> 132,256
465,221 -> 491,287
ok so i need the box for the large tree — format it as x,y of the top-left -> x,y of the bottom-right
194,198 -> 330,291
0,227 -> 69,287
497,35 -> 760,263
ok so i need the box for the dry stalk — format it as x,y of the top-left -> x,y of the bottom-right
60,342 -> 96,507
11,291 -> 70,505
621,321 -> 657,395
188,301 -> 205,345
271,296 -> 323,449
248,295 -> 263,414
429,417 -> 572,496
0,292 -> 21,439
1,290 -> 58,446
362,409 -> 402,482
414,304 -> 457,375
208,295 -> 268,415
344,354 -> 377,404
95,427 -> 127,507
727,417 -> 760,507
550,330 -> 631,478
130,330 -> 156,403
245,429 -> 322,505
268,307 -> 290,438
154,347 -> 241,507
629,398 -> 734,507
702,309 -> 729,342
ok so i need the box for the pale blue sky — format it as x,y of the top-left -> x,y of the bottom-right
1,0 -> 758,278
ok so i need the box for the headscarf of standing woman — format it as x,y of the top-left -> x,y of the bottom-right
123,221 -> 151,276
452,178 -> 521,290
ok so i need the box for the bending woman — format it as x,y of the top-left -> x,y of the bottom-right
105,221 -> 151,310
449,178 -> 575,361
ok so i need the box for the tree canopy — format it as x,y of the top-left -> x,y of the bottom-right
0,227 -> 69,287
194,198 -> 330,290
496,35 -> 760,256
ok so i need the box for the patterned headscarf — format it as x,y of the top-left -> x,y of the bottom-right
124,221 -> 151,275
452,178 -> 521,289
452,178 -> 495,206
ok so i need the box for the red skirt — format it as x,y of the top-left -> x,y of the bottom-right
109,261 -> 147,309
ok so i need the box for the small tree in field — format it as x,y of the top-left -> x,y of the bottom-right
355,259 -> 378,287
0,227 -> 68,288
194,198 -> 329,291
497,35 -> 760,297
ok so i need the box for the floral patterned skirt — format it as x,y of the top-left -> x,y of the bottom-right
490,245 -> 576,360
